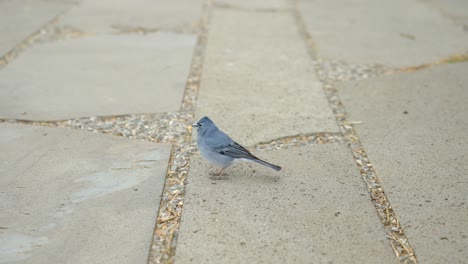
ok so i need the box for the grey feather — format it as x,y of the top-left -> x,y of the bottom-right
193,117 -> 282,172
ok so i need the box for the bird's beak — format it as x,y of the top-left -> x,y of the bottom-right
192,123 -> 199,128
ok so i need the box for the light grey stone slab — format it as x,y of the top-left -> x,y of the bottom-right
195,9 -> 338,146
0,33 -> 196,120
176,144 -> 395,263
216,0 -> 289,10
298,0 -> 468,68
0,123 -> 171,264
421,0 -> 468,29
60,0 -> 204,34
339,62 -> 468,263
0,0 -> 73,56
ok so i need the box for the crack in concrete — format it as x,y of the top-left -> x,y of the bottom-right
397,52 -> 468,73
291,0 -> 418,263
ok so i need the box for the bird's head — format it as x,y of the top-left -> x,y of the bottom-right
192,116 -> 216,133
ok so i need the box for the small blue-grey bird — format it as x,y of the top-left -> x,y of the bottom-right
192,116 -> 282,176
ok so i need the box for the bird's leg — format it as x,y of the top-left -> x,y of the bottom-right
218,167 -> 226,176
210,167 -> 228,180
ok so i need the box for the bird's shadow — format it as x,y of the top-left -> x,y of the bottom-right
209,163 -> 283,184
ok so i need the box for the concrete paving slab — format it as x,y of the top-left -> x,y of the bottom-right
421,0 -> 468,29
339,62 -> 468,263
0,123 -> 170,263
0,0 -> 72,56
196,9 -> 338,146
216,0 -> 289,10
0,33 -> 196,121
176,144 -> 395,263
298,0 -> 468,68
60,0 -> 204,34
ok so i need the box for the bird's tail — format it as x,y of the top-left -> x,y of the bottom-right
253,158 -> 282,171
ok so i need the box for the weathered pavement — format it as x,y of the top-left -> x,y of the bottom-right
1,0 -> 467,264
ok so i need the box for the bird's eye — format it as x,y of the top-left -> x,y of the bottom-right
198,123 -> 202,127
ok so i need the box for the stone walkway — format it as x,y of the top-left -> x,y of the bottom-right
1,0 -> 467,264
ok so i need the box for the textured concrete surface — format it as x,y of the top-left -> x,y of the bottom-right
421,0 -> 468,28
298,0 -> 468,68
176,144 -> 394,263
61,0 -> 204,33
0,33 -> 196,120
0,124 -> 170,263
339,62 -> 468,263
216,0 -> 289,10
0,0 -> 72,56
196,9 -> 338,146
2,0 -> 466,263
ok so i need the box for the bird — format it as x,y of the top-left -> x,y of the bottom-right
192,116 -> 281,177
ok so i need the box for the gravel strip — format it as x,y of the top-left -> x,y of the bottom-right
213,2 -> 292,13
292,0 -> 418,262
254,132 -> 343,150
55,113 -> 192,144
312,59 -> 390,82
1,112 -> 192,145
321,82 -> 417,263
148,1 -> 213,263
0,3 -> 202,70
0,5 -> 75,69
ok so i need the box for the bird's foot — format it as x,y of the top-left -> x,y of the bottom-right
209,171 -> 228,180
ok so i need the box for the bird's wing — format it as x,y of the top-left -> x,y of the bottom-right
214,142 -> 257,159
